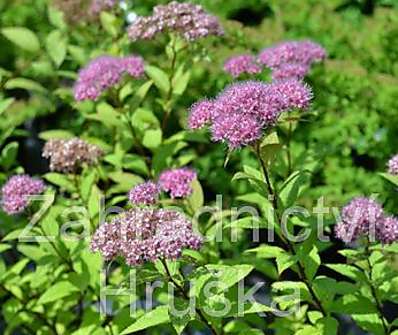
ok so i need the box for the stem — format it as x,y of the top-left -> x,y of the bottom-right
286,121 -> 292,176
161,37 -> 178,132
160,259 -> 218,335
365,245 -> 389,334
255,143 -> 278,210
120,109 -> 153,178
37,226 -> 74,271
254,149 -> 326,317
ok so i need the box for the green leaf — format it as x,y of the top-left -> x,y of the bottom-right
279,171 -> 309,208
206,264 -> 253,293
302,246 -> 320,281
379,172 -> 398,187
108,172 -> 143,190
100,12 -> 119,37
259,131 -> 282,167
43,173 -> 76,193
142,129 -> 162,149
1,141 -> 18,169
246,244 -> 285,259
38,281 -> 80,305
145,65 -> 170,93
276,253 -> 297,275
1,27 -> 40,52
39,129 -> 74,140
88,185 -> 102,219
86,102 -> 122,128
135,80 -> 153,101
4,78 -> 47,93
172,70 -> 191,96
187,179 -> 204,212
120,305 -> 169,334
81,170 -> 97,202
0,97 -> 14,115
316,317 -> 338,335
325,264 -> 365,281
48,6 -> 66,30
46,30 -> 67,67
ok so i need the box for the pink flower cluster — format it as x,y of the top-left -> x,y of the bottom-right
188,79 -> 312,148
128,1 -> 223,42
128,181 -> 160,205
1,175 -> 45,215
42,138 -> 103,173
223,55 -> 262,78
128,167 -> 197,205
158,168 -> 197,198
387,154 -> 398,175
258,40 -> 326,81
74,55 -> 145,101
335,197 -> 398,244
91,208 -> 202,265
89,0 -> 117,16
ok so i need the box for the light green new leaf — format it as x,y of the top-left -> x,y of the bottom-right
276,253 -> 297,275
44,173 -> 76,193
39,129 -> 74,140
142,129 -> 162,149
46,30 -> 67,67
120,305 -> 169,334
4,78 -> 47,94
1,141 -> 18,169
187,179 -> 204,212
379,172 -> 398,187
0,97 -> 14,115
2,27 -> 40,52
145,65 -> 170,93
303,246 -> 320,281
38,281 -> 80,305
246,244 -> 285,259
100,12 -> 119,37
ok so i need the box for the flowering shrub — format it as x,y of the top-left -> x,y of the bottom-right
1,1 -> 398,335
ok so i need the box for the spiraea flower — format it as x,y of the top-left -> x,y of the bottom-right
387,154 -> 398,175
89,0 -> 117,16
74,55 -> 144,101
378,216 -> 398,245
223,55 -> 262,78
42,138 -> 103,173
91,208 -> 202,265
211,112 -> 262,149
159,168 -> 197,198
335,197 -> 385,243
53,0 -> 117,24
128,181 -> 160,206
128,1 -> 223,42
271,79 -> 313,110
258,40 -> 326,69
1,175 -> 45,215
188,80 -> 311,148
271,63 -> 310,81
188,99 -> 214,130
